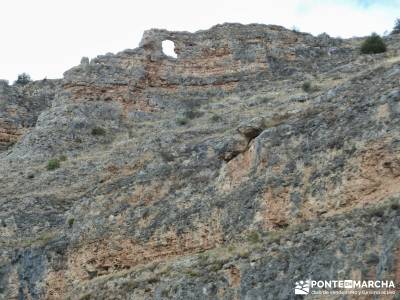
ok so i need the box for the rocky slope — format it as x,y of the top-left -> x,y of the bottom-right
1,23 -> 400,299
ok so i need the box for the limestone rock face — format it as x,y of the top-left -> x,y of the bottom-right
0,79 -> 61,152
1,24 -> 400,299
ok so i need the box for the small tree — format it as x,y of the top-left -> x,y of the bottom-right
392,18 -> 400,35
291,26 -> 300,33
14,73 -> 32,85
360,33 -> 387,54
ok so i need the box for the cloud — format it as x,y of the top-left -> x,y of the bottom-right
291,0 -> 398,36
356,0 -> 400,8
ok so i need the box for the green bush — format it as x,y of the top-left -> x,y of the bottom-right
210,114 -> 222,122
14,73 -> 32,85
209,261 -> 223,272
247,231 -> 261,244
47,159 -> 60,171
302,81 -> 312,93
392,18 -> 400,35
176,117 -> 188,126
360,33 -> 387,54
91,127 -> 106,136
68,218 -> 75,228
186,270 -> 200,277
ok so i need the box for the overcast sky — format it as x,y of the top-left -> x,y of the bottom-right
1,0 -> 399,82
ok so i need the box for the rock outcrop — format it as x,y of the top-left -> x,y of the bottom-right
1,23 -> 400,299
0,79 -> 61,151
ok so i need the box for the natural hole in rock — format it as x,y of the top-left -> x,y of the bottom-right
162,40 -> 177,58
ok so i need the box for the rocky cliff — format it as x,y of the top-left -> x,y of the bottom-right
1,23 -> 400,299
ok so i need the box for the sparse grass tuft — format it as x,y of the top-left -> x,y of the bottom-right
247,230 -> 261,244
47,159 -> 60,171
228,244 -> 236,252
186,269 -> 200,277
209,261 -> 223,272
79,294 -> 91,300
238,249 -> 250,259
159,265 -> 172,276
210,114 -> 222,122
161,290 -> 169,297
198,253 -> 209,266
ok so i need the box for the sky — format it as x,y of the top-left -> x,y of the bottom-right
0,0 -> 399,82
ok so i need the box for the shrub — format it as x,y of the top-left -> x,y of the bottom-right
176,117 -> 188,125
161,290 -> 169,297
360,33 -> 387,54
392,18 -> 400,35
302,81 -> 312,93
47,159 -> 60,171
391,201 -> 400,210
210,114 -> 222,122
292,26 -> 300,33
14,73 -> 32,85
198,253 -> 209,266
91,127 -> 106,135
247,231 -> 261,244
159,150 -> 174,162
183,109 -> 202,119
147,277 -> 159,284
209,261 -> 223,272
68,218 -> 75,228
259,96 -> 273,104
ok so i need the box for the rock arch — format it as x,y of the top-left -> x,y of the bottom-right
161,40 -> 177,58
